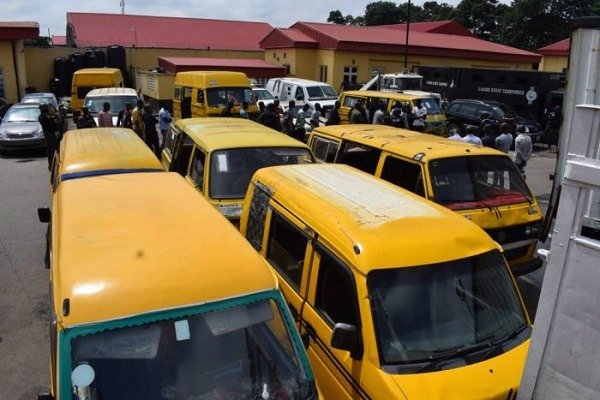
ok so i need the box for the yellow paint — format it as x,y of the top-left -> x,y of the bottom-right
338,90 -> 448,135
172,71 -> 257,118
240,163 -> 531,400
0,40 -> 29,103
71,68 -> 124,110
163,117 -> 313,221
308,124 -> 543,274
540,56 -> 568,73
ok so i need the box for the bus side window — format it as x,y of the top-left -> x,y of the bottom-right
266,212 -> 308,291
311,136 -> 339,163
190,149 -> 205,190
380,155 -> 425,197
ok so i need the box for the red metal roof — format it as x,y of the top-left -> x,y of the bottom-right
379,20 -> 476,37
538,38 -> 570,56
66,12 -> 272,51
52,35 -> 67,46
260,28 -> 318,49
0,21 -> 39,40
275,22 -> 540,63
158,57 -> 286,78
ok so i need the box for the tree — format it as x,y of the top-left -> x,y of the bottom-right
397,2 -> 424,23
454,0 -> 501,41
420,2 -> 456,21
327,10 -> 346,25
364,1 -> 403,26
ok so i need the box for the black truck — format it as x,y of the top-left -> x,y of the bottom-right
415,66 -> 565,124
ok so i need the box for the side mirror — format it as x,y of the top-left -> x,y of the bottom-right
37,393 -> 54,400
38,207 -> 51,223
331,323 -> 360,356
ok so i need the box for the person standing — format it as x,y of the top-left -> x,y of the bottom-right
158,105 -> 172,144
310,103 -> 321,129
545,105 -> 562,151
97,102 -> 114,127
76,107 -> 97,129
38,103 -> 58,169
132,99 -> 145,139
411,100 -> 427,132
282,100 -> 296,134
495,123 -> 513,154
372,102 -> 386,125
221,100 -> 234,116
257,103 -> 282,132
462,125 -> 483,145
514,126 -> 532,176
349,101 -> 365,124
325,100 -> 340,126
447,130 -> 463,141
117,102 -> 133,129
390,102 -> 407,128
294,104 -> 310,142
239,101 -> 249,119
142,104 -> 160,157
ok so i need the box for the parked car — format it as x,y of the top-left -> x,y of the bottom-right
445,99 -> 542,142
21,92 -> 59,110
83,87 -> 139,126
0,103 -> 45,151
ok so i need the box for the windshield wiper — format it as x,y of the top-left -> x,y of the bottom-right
480,324 -> 529,361
414,341 -> 493,373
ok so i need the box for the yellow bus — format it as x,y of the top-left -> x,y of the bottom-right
240,163 -> 531,400
70,68 -> 124,111
308,124 -> 543,276
338,90 -> 447,135
161,117 -> 314,224
173,71 -> 257,119
37,171 -> 319,400
51,127 -> 163,193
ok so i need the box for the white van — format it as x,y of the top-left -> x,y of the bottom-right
84,87 -> 140,126
265,77 -> 337,116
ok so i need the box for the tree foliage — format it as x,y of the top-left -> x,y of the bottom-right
326,0 -> 600,50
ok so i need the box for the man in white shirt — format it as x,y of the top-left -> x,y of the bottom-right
462,125 -> 482,145
514,126 -> 533,175
411,100 -> 427,132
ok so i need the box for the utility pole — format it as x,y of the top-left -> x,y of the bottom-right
120,0 -> 125,14
404,0 -> 411,70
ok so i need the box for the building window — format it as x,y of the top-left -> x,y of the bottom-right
283,52 -> 287,59
343,66 -> 358,84
273,52 -> 276,59
318,65 -> 328,83
283,64 -> 291,76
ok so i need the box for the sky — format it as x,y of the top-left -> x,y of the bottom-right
2,0 -> 509,38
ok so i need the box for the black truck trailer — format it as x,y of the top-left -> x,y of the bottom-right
415,66 -> 565,124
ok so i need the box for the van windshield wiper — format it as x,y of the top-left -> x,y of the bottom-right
480,324 -> 529,361
414,341 -> 493,373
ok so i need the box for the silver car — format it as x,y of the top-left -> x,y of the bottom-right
0,104 -> 46,150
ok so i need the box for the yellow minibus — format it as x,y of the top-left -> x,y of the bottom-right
240,163 -> 531,400
338,90 -> 447,135
51,127 -> 163,194
161,117 -> 314,224
37,171 -> 319,400
70,68 -> 124,111
308,124 -> 543,276
173,71 -> 257,119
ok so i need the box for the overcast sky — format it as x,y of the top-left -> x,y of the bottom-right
3,0 -> 510,38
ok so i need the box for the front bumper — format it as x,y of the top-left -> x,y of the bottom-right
0,137 -> 46,149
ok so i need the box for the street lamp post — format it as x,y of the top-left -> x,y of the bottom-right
404,0 -> 411,70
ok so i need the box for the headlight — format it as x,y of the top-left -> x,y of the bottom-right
0,130 -> 6,139
216,203 -> 243,218
525,222 -> 542,237
35,127 -> 44,138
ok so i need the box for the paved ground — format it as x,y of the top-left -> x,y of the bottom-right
0,139 -> 558,399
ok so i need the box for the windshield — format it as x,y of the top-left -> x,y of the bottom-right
3,107 -> 39,123
429,155 -> 533,210
306,85 -> 337,100
254,90 -> 275,101
419,97 -> 442,115
207,87 -> 255,107
69,298 -> 315,399
84,95 -> 139,114
22,94 -> 58,107
210,147 -> 313,199
394,77 -> 422,91
368,250 -> 527,370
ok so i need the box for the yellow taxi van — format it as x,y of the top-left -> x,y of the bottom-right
338,90 -> 447,135
50,127 -> 163,194
161,117 -> 314,224
240,163 -> 531,400
37,171 -> 319,400
307,124 -> 543,276
70,68 -> 124,111
173,71 -> 258,119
